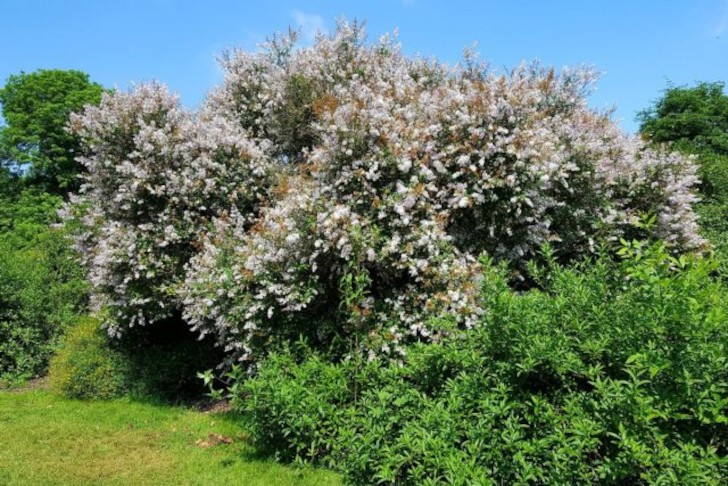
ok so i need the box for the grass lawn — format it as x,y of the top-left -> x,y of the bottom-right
0,387 -> 340,486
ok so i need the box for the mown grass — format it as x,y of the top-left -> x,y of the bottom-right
0,388 -> 340,485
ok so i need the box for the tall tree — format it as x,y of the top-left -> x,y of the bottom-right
638,82 -> 728,203
0,69 -> 104,195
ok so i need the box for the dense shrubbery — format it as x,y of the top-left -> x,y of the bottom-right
0,69 -> 103,385
66,22 -> 703,367
231,241 -> 728,484
0,194 -> 88,384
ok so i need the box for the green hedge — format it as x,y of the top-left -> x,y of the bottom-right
0,215 -> 88,384
233,242 -> 728,485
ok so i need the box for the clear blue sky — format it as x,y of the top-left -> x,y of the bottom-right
1,0 -> 727,132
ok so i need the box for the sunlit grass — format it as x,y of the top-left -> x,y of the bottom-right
0,388 -> 340,485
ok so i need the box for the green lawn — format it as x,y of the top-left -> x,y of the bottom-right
0,388 -> 340,486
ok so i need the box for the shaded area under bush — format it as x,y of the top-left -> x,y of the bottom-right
51,314 -> 224,402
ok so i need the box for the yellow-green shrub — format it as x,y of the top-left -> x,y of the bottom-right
49,317 -> 133,400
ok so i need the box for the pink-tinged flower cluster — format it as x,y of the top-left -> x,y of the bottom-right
65,21 -> 704,364
65,82 -> 274,335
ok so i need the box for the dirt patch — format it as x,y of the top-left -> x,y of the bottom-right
192,398 -> 233,413
1,376 -> 50,392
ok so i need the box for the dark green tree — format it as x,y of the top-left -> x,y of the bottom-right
638,82 -> 728,202
0,69 -> 104,195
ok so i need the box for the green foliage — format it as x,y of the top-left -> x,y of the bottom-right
232,242 -> 728,485
639,82 -> 728,264
0,69 -> 104,194
0,187 -> 65,231
238,350 -> 351,464
49,317 -> 133,400
50,315 -> 225,401
638,82 -> 728,161
0,69 -> 102,384
0,217 -> 88,384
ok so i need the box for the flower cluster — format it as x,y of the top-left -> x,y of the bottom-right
66,21 -> 704,364
66,82 -> 274,335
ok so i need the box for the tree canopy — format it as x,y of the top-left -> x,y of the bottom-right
639,82 -> 728,199
0,69 -> 104,195
638,82 -> 728,155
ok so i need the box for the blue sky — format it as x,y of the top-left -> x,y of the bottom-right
1,0 -> 727,132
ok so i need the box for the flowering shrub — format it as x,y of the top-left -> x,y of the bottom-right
66,21 -> 704,364
66,83 -> 274,334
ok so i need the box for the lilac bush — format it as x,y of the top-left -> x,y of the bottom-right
65,83 -> 274,335
65,21 -> 704,364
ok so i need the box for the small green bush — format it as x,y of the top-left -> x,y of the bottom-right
49,317 -> 133,400
233,241 -> 728,485
238,348 -> 355,462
